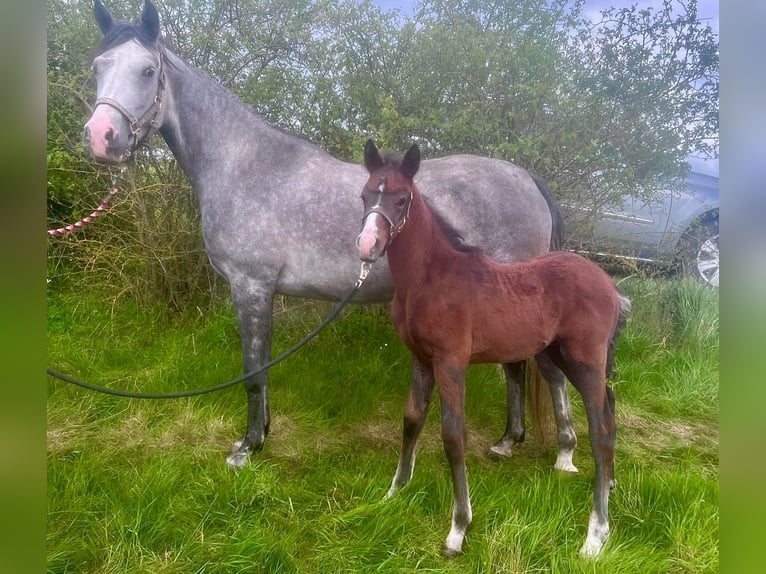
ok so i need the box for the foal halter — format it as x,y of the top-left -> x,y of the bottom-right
358,190 -> 413,254
94,44 -> 166,156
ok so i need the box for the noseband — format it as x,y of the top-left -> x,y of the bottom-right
94,44 -> 166,157
358,190 -> 413,254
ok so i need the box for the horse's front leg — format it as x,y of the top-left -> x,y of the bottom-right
226,278 -> 276,468
435,360 -> 472,557
387,355 -> 435,498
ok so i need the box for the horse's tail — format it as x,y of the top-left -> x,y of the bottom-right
529,173 -> 565,251
526,173 -> 564,445
527,358 -> 556,445
606,290 -> 632,380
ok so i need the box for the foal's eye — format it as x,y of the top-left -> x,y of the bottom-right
143,67 -> 156,77
396,197 -> 407,207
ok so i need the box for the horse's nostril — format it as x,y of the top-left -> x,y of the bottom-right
105,127 -> 116,144
83,126 -> 91,144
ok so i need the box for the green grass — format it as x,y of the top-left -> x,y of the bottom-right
47,277 -> 718,573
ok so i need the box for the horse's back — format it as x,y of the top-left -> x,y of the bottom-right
417,155 -> 552,263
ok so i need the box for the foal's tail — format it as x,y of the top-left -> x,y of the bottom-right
606,290 -> 632,380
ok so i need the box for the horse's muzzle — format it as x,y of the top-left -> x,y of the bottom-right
357,212 -> 390,263
83,105 -> 131,164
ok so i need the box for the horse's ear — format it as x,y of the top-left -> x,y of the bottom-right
94,0 -> 113,35
141,0 -> 161,41
364,140 -> 384,174
401,144 -> 421,181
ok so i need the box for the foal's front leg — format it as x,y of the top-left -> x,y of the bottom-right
388,355 -> 435,497
435,360 -> 472,557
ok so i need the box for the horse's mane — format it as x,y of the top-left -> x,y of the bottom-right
427,201 -> 483,253
382,155 -> 482,254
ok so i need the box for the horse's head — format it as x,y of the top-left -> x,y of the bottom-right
83,1 -> 166,163
357,140 -> 420,263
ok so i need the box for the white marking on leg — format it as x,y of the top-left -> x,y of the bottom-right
554,447 -> 579,473
444,498 -> 472,556
386,452 -> 416,499
579,510 -> 610,557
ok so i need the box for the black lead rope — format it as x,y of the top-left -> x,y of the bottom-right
47,263 -> 372,399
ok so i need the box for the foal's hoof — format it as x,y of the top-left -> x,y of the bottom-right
442,543 -> 463,558
579,535 -> 608,558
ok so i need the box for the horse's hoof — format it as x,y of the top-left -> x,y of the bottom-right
554,450 -> 579,473
226,439 -> 251,468
554,461 -> 579,473
226,451 -> 249,468
442,543 -> 462,558
579,538 -> 607,558
489,439 -> 515,459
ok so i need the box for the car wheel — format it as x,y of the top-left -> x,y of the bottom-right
680,220 -> 719,287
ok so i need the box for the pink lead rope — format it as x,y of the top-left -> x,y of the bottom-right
47,186 -> 118,237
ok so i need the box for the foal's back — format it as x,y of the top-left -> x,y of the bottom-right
428,249 -> 620,365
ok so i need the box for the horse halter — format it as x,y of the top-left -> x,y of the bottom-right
358,188 -> 413,254
94,44 -> 166,157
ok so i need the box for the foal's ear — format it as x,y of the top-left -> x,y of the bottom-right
364,140 -> 384,174
141,0 -> 161,41
401,144 -> 420,181
94,0 -> 113,35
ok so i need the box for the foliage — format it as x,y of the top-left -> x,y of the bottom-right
47,276 -> 718,572
46,0 -> 719,306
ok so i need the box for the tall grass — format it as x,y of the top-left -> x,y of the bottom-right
47,276 -> 718,573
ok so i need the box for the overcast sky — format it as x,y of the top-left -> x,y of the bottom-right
374,1 -> 719,36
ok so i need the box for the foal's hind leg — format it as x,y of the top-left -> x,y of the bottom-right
559,354 -> 616,557
387,355 -> 435,498
489,362 -> 526,458
536,353 -> 578,473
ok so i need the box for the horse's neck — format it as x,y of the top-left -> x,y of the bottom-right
157,52 -> 287,191
387,193 -> 452,287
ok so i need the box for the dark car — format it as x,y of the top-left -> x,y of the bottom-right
565,157 -> 719,286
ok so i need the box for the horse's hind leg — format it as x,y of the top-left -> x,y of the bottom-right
387,355 -> 435,497
562,357 -> 616,557
490,362 -> 525,458
226,278 -> 275,468
536,353 -> 578,473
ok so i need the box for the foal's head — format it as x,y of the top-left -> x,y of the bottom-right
357,140 -> 420,263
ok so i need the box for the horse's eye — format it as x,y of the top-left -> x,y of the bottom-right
144,67 -> 156,78
397,197 -> 407,207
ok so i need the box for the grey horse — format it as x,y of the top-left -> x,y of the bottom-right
83,0 -> 577,471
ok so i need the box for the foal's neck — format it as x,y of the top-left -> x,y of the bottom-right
386,189 -> 457,284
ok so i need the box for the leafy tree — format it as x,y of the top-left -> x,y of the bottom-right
47,0 -> 718,303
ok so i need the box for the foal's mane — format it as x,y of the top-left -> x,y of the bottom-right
383,155 -> 482,254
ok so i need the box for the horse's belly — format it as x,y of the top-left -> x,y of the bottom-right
469,318 -> 551,364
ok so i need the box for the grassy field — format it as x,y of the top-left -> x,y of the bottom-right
47,276 -> 718,573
